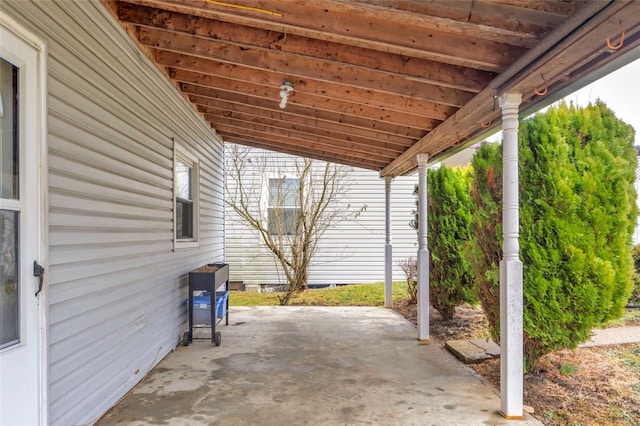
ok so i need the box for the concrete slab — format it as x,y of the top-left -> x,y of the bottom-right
97,306 -> 542,426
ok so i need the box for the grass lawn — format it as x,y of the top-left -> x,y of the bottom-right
230,281 -> 408,306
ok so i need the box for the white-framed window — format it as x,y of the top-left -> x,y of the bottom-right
173,143 -> 199,250
268,177 -> 300,235
1,57 -> 19,350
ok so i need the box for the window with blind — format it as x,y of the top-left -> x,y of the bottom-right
268,178 -> 300,235
174,144 -> 199,249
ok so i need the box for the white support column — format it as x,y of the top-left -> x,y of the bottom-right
416,154 -> 429,341
499,92 -> 524,419
384,176 -> 393,308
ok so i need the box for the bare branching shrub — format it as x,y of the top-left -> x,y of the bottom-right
226,144 -> 366,305
397,257 -> 417,304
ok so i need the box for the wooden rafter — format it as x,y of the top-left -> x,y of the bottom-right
117,2 -> 495,93
103,0 -> 638,173
188,94 -> 427,138
119,0 -> 527,71
140,27 -> 475,107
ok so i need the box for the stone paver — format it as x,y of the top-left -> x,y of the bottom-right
447,323 -> 640,361
470,338 -> 501,357
445,339 -> 492,363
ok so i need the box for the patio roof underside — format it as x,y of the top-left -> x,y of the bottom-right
104,0 -> 640,176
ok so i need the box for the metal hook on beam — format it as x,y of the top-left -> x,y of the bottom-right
534,74 -> 548,96
606,21 -> 625,51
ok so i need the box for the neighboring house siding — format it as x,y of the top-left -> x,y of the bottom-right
225,148 -> 417,286
3,2 -> 224,425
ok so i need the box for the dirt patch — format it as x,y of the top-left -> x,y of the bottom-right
393,302 -> 640,425
192,264 -> 225,273
393,300 -> 490,341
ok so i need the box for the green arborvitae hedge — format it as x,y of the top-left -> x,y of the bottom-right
469,101 -> 637,371
412,166 -> 476,320
467,145 -> 503,331
631,244 -> 640,304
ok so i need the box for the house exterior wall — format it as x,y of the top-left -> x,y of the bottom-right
2,2 -> 225,425
225,147 -> 418,287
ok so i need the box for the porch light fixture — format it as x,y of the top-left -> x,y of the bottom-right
279,80 -> 294,109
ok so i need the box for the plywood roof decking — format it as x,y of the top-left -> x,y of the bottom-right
104,0 -> 640,176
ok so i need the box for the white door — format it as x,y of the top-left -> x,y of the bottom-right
0,18 -> 46,426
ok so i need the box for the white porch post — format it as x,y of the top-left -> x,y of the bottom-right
384,176 -> 393,308
417,154 -> 429,341
499,92 -> 524,419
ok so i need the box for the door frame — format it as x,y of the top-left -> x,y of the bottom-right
0,11 -> 48,425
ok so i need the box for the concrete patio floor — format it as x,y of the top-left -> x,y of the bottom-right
97,306 -> 542,426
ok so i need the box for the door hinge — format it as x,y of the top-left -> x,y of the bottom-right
33,260 -> 45,297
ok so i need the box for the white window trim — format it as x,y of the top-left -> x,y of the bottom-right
173,142 -> 200,250
266,174 -> 301,236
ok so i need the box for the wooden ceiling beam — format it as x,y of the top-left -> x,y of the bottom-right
168,66 -> 453,122
109,0 -> 626,174
382,0 -> 637,177
139,29 -> 473,107
205,112 -> 409,153
183,83 -> 432,131
116,2 -> 494,93
214,122 -> 397,163
324,0 -> 577,43
120,0 -> 526,72
198,105 -> 416,148
219,130 -> 390,168
223,137 -> 382,171
178,80 -> 439,130
189,95 -> 427,140
511,3 -> 640,109
482,0 -> 588,15
205,114 -> 405,157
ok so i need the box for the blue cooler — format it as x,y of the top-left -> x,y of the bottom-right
192,291 -> 229,326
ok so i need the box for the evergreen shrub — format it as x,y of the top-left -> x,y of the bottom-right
469,101 -> 637,371
412,165 -> 476,320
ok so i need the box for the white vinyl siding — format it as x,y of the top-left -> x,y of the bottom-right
225,147 -> 417,286
2,2 -> 224,425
